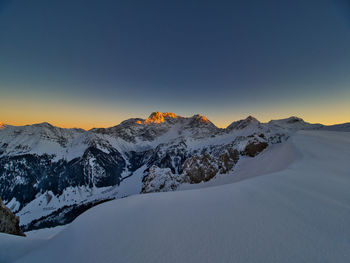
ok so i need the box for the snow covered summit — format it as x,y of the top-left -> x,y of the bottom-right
0,113 -> 348,232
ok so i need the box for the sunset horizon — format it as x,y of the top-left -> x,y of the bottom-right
1,0 -> 349,130
0,1 -> 349,262
1,108 -> 350,130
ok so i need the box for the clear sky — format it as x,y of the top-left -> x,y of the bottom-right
0,0 -> 349,129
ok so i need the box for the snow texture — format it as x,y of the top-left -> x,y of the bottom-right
0,130 -> 349,263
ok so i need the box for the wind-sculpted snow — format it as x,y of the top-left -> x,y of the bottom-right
0,130 -> 349,263
0,112 -> 348,231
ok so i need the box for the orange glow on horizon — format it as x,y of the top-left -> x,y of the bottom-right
1,91 -> 349,130
1,111 -> 349,130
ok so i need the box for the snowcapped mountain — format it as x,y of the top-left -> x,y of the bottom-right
227,115 -> 260,130
0,112 -> 348,231
91,112 -> 220,143
268,116 -> 323,131
4,129 -> 349,263
319,122 -> 350,131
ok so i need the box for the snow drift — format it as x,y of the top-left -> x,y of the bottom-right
1,130 -> 349,263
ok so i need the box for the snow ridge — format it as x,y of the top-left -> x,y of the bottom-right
0,113 -> 348,230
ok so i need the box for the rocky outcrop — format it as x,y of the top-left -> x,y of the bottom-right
147,140 -> 189,174
244,142 -> 268,157
218,148 -> 239,173
141,166 -> 186,193
183,153 -> 219,183
144,112 -> 178,125
0,197 -> 25,236
181,148 -> 240,183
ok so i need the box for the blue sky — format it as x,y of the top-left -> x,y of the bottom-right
0,0 -> 349,128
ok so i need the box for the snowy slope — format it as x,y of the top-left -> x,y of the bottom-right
320,122 -> 350,131
0,113 -> 283,229
1,130 -> 349,263
0,113 -> 349,231
0,122 -> 85,159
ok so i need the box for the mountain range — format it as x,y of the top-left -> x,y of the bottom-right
0,112 -> 348,231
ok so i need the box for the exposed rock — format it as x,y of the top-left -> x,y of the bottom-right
147,140 -> 189,174
0,197 -> 25,236
218,148 -> 239,173
144,112 -> 178,125
183,153 -> 219,183
244,142 -> 268,157
141,166 -> 186,193
0,146 -> 126,208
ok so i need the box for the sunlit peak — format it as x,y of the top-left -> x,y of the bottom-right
192,114 -> 210,123
144,112 -> 178,124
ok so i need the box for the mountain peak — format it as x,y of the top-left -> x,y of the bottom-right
268,116 -> 305,125
144,112 -> 178,124
227,116 -> 260,130
0,122 -> 5,129
33,122 -> 54,128
245,116 -> 258,123
285,116 -> 304,123
191,114 -> 210,123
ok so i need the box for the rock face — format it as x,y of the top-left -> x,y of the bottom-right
183,153 -> 219,184
141,166 -> 186,193
218,148 -> 239,173
181,148 -> 239,184
244,142 -> 268,157
0,147 -> 126,208
144,112 -> 178,124
0,197 -> 25,236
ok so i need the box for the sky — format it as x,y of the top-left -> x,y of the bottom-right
0,0 -> 349,129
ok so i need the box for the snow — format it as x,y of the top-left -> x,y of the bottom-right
0,123 -> 86,161
320,122 -> 350,132
142,165 -> 184,193
1,130 -> 349,262
4,198 -> 21,212
17,163 -> 148,225
0,225 -> 66,263
179,137 -> 297,190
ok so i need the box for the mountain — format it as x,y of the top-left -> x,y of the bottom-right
319,122 -> 350,131
227,115 -> 260,130
268,116 -> 323,130
3,129 -> 350,263
0,112 -> 348,231
91,112 -> 220,142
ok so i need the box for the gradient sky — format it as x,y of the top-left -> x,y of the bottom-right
0,0 -> 349,129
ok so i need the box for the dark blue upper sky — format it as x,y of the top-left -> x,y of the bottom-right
0,0 -> 349,128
